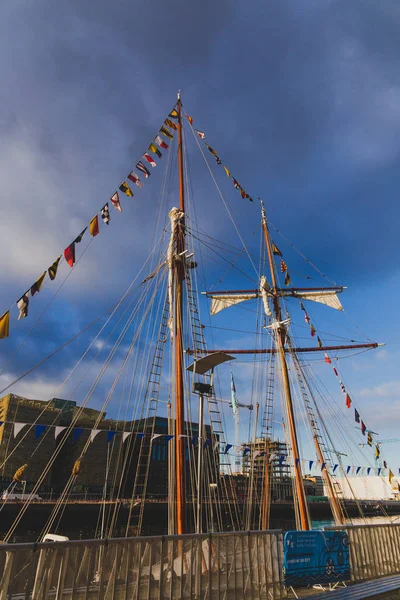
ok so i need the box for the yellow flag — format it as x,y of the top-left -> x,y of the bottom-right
223,166 -> 230,178
168,109 -> 179,119
165,118 -> 178,131
389,469 -> 394,484
0,311 -> 9,340
89,215 -> 99,237
13,463 -> 27,482
119,182 -> 133,197
31,272 -> 46,296
72,458 -> 82,476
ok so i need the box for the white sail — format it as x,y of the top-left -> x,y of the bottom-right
281,290 -> 343,311
210,293 -> 257,315
259,276 -> 272,317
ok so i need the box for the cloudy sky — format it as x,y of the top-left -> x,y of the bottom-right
0,0 -> 399,470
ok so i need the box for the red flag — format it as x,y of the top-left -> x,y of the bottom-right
324,353 -> 331,364
333,367 -> 338,377
196,130 -> 205,139
110,192 -> 122,212
280,259 -> 288,273
186,115 -> 193,125
64,243 -> 75,268
89,215 -> 99,237
346,394 -> 352,408
361,421 -> 366,435
310,324 -> 316,337
143,153 -> 156,167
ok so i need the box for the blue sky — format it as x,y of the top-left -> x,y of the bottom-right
0,0 -> 399,471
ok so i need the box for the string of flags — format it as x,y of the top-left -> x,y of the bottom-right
183,111 -> 253,203
5,418 -> 396,479
0,107 -> 180,342
271,243 -> 292,287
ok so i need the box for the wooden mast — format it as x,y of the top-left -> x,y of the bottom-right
175,93 -> 186,534
261,202 -> 310,531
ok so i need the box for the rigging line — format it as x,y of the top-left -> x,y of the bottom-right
267,220 -> 337,286
0,232 -> 166,398
188,119 -> 260,280
185,222 -> 260,262
0,238 -> 95,378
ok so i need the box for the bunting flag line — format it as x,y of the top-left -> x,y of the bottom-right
148,143 -> 162,158
165,118 -> 178,131
89,215 -> 99,237
128,171 -> 144,188
48,256 -> 61,281
17,292 -> 30,320
196,130 -> 206,139
0,311 -> 10,340
136,161 -> 151,178
155,135 -> 168,150
101,204 -> 110,225
143,153 -> 157,168
272,243 -> 282,256
31,272 -> 46,296
111,192 -> 122,212
119,182 -> 134,197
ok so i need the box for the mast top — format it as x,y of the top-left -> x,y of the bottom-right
177,90 -> 181,100
259,198 -> 266,224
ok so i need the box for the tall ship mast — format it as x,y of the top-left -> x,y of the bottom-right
0,94 -> 393,543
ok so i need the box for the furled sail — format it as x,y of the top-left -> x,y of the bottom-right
209,293 -> 258,315
259,276 -> 272,317
280,289 -> 343,311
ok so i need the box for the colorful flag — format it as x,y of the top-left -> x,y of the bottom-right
355,409 -> 360,423
340,381 -> 346,394
128,171 -> 144,188
74,228 -> 87,244
101,203 -> 110,225
272,243 -> 282,256
361,421 -> 366,435
346,394 -> 352,408
111,192 -> 122,212
233,178 -> 240,189
310,323 -> 316,336
216,156 -> 222,165
367,431 -> 372,446
317,337 -> 323,348
383,460 -> 387,469
389,469 -> 394,484
148,143 -> 162,159
119,182 -> 134,196
17,291 -> 30,320
324,353 -> 331,364
223,166 -> 230,177
333,367 -> 338,377
206,143 -> 217,156
0,311 -> 10,339
160,126 -> 173,140
155,135 -> 168,149
196,130 -> 206,139
48,256 -> 61,281
31,272 -> 46,296
375,445 -> 380,459
185,115 -> 193,125
64,243 -> 75,268
285,272 -> 291,287
304,312 -> 310,324
165,118 -> 178,131
89,215 -> 99,237
280,259 -> 287,273
168,109 -> 179,119
143,153 -> 156,167
136,161 -> 151,178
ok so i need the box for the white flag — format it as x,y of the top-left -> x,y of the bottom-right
151,433 -> 162,442
17,292 -> 30,320
122,432 -> 132,443
14,422 -> 27,438
90,429 -> 101,443
55,426 -> 66,440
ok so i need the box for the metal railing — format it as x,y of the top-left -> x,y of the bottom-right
326,522 -> 400,583
0,529 -> 287,599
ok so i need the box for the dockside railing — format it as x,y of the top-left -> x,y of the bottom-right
326,522 -> 400,583
0,529 -> 287,599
